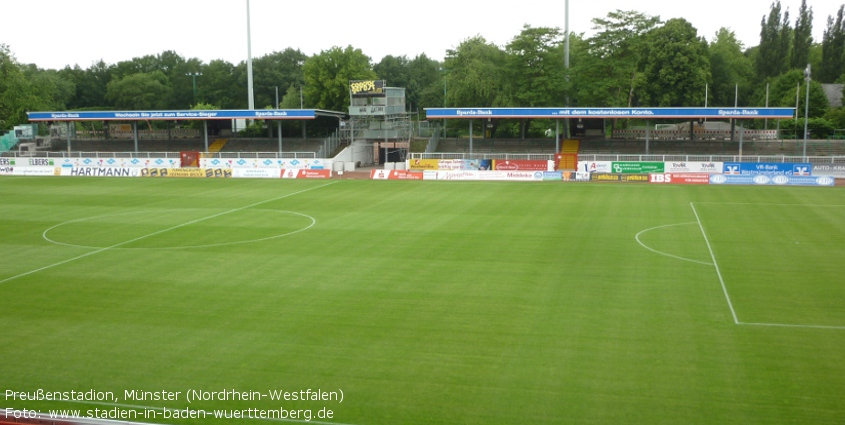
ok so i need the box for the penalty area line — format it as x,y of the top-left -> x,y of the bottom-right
0,181 -> 337,285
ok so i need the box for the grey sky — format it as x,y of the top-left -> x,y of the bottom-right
0,0 -> 832,70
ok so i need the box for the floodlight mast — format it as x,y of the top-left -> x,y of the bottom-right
246,0 -> 255,111
802,64 -> 811,161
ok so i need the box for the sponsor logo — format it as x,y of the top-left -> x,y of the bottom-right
711,175 -> 727,184
772,175 -> 790,185
28,158 -> 53,166
817,177 -> 835,186
753,175 -> 771,185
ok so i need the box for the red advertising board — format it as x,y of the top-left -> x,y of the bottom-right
648,173 -> 711,185
492,160 -> 549,171
370,169 -> 424,180
281,169 -> 332,179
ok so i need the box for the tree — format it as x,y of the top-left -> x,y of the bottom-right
709,28 -> 754,106
791,0 -> 814,70
443,35 -> 507,108
504,25 -> 567,107
251,48 -> 307,109
105,71 -> 172,110
639,19 -> 710,107
757,1 -> 792,80
374,55 -> 410,89
201,59 -> 240,109
581,10 -> 661,107
819,5 -> 845,83
0,49 -> 74,129
22,66 -> 76,111
302,45 -> 376,112
58,61 -> 112,110
405,54 -> 441,112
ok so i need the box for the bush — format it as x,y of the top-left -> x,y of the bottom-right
777,118 -> 835,138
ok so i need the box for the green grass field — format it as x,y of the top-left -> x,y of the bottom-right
1,177 -> 845,425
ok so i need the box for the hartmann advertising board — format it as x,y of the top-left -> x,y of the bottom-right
723,162 -> 812,176
61,167 -> 142,177
710,174 -> 834,186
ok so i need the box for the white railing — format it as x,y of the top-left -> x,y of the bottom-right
612,129 -> 781,140
2,151 -> 317,159
411,152 -> 845,164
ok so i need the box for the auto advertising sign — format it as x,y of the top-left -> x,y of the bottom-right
811,164 -> 845,178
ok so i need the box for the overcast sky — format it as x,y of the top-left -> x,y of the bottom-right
0,0 -> 833,70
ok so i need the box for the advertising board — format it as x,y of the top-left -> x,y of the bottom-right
426,170 -> 545,181
611,162 -> 665,174
709,174 -> 834,186
492,160 -> 552,171
370,170 -> 424,180
141,168 -> 232,178
663,162 -> 722,173
60,167 -> 141,177
201,158 -> 327,169
281,169 -> 332,179
231,168 -> 281,179
59,157 -> 180,168
590,173 -> 650,182
577,161 -> 612,173
811,164 -> 845,178
648,173 -> 711,184
723,162 -> 812,176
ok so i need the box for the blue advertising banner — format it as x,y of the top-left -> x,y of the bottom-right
710,175 -> 835,186
27,109 -> 320,121
723,162 -> 812,176
425,107 -> 795,119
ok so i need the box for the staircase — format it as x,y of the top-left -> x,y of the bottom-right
557,139 -> 580,170
208,138 -> 228,153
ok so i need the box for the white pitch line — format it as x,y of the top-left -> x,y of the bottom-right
739,322 -> 845,331
0,181 -> 337,285
690,202 -> 740,325
634,222 -> 714,266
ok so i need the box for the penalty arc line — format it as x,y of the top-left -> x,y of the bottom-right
0,181 -> 338,285
690,202 -> 740,325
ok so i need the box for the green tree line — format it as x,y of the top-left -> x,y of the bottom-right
2,1 -> 845,135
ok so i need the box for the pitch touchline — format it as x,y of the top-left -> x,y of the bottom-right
0,181 -> 337,285
690,202 -> 740,325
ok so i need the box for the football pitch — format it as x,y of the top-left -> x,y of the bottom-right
1,176 -> 844,425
